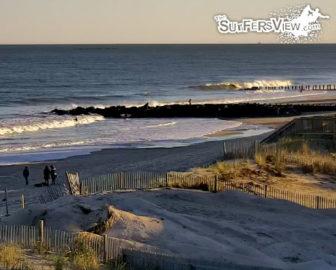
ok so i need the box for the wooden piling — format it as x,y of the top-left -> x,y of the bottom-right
21,194 -> 25,209
121,172 -> 125,189
104,234 -> 108,263
40,220 -> 44,243
214,175 -> 218,193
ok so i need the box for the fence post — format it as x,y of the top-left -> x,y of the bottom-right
254,141 -> 259,155
21,194 -> 25,209
214,175 -> 218,193
5,189 -> 9,216
104,234 -> 108,263
40,219 -> 44,244
264,185 -> 268,198
223,141 -> 226,157
316,196 -> 320,209
121,172 -> 125,189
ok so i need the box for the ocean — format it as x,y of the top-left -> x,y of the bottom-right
0,44 -> 335,164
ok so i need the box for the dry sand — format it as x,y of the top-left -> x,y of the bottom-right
239,112 -> 336,129
1,189 -> 336,270
0,135 -> 266,216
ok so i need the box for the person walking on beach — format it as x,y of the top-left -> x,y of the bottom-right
50,165 -> 57,185
23,166 -> 29,185
188,99 -> 192,105
43,166 -> 50,186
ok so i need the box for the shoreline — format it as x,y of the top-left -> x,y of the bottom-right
0,126 -> 269,167
1,110 -> 335,167
0,134 -> 266,180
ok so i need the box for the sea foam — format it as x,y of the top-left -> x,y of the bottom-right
195,80 -> 293,90
0,115 -> 104,136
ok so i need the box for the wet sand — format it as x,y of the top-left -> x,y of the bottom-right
239,111 -> 336,129
205,130 -> 243,137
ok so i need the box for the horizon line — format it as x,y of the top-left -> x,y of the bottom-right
0,42 -> 336,46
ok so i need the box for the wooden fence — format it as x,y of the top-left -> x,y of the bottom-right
81,171 -> 167,195
261,115 -> 336,144
0,223 -> 283,270
217,180 -> 336,209
81,172 -> 336,209
0,223 -> 125,263
222,137 -> 257,160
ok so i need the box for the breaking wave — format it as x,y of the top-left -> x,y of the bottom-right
195,80 -> 293,90
0,140 -> 90,153
145,121 -> 177,128
0,115 -> 104,136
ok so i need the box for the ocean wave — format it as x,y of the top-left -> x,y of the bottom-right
122,91 -> 323,107
49,90 -> 325,112
0,115 -> 104,136
0,140 -> 89,153
195,80 -> 293,90
145,121 -> 177,128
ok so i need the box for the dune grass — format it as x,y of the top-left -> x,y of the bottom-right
67,237 -> 100,270
256,139 -> 336,175
52,255 -> 68,270
0,244 -> 31,269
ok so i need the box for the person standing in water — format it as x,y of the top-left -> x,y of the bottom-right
43,166 -> 50,186
23,166 -> 29,185
50,165 -> 57,185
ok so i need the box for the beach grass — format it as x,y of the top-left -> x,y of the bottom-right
0,244 -> 30,269
257,139 -> 336,175
67,237 -> 100,270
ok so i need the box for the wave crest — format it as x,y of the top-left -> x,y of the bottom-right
195,80 -> 293,90
0,115 -> 104,136
145,121 -> 177,128
0,140 -> 90,153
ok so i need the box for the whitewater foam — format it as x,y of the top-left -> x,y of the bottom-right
145,121 -> 177,128
88,90 -> 324,109
0,115 -> 104,136
195,80 -> 293,90
0,140 -> 90,153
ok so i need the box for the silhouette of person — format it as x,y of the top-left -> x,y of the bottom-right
43,166 -> 51,186
23,166 -> 29,185
188,99 -> 192,105
50,165 -> 57,185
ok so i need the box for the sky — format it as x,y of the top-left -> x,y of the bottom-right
0,0 -> 335,44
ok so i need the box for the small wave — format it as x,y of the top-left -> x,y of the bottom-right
195,80 -> 293,90
0,140 -> 89,153
145,121 -> 177,128
0,115 -> 104,136
50,89 -> 325,112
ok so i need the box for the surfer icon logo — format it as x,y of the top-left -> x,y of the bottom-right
214,4 -> 330,43
285,5 -> 329,39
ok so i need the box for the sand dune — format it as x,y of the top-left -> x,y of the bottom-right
2,189 -> 336,270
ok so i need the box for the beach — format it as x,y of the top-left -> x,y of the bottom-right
1,110 -> 336,212
1,44 -> 336,166
1,44 -> 336,269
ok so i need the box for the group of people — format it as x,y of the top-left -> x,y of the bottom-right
23,165 -> 58,186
